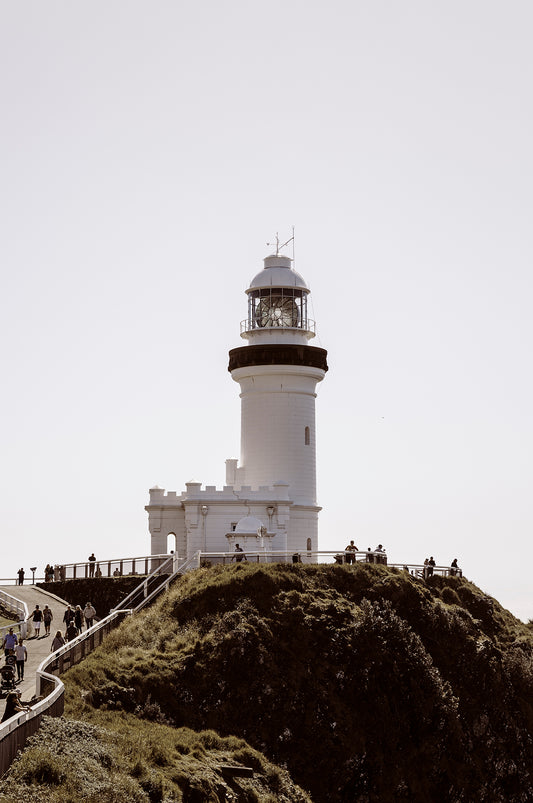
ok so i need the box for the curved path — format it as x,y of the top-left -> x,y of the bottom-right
0,585 -> 68,709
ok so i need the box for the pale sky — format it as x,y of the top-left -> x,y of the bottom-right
1,2 -> 532,621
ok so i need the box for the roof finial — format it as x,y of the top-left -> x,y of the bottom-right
267,227 -> 295,259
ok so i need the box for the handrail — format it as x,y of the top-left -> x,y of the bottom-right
110,555 -> 175,612
0,553 -> 170,585
195,550 -> 463,577
0,590 -> 29,640
110,552 -> 203,613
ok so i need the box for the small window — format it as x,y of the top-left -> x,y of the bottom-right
231,522 -> 237,532
307,538 -> 312,551
304,426 -> 310,445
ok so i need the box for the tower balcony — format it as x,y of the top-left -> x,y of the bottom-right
240,318 -> 316,337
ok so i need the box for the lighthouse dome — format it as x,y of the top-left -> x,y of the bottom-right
247,254 -> 309,293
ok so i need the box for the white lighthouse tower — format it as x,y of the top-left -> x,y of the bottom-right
227,251 -> 328,552
146,246 -> 328,561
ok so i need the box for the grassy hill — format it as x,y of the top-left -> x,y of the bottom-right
3,562 -> 532,801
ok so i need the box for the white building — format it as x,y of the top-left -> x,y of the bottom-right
145,251 -> 328,562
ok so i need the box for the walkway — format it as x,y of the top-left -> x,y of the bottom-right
0,585 -> 68,705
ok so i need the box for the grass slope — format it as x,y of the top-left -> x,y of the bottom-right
8,563 -> 533,802
0,715 -> 311,802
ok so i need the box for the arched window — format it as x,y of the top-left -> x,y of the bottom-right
304,426 -> 310,445
307,538 -> 312,551
167,533 -> 177,554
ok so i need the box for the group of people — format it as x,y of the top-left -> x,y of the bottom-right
30,604 -> 54,637
45,602 -> 97,654
422,557 -> 461,579
60,602 -> 97,643
17,555 -> 101,585
2,628 -> 27,681
341,542 -> 387,565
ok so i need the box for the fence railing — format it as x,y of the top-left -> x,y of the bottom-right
111,555 -> 175,612
0,553 -> 170,585
0,590 -> 29,641
195,549 -> 463,578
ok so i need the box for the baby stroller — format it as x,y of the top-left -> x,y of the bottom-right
0,655 -> 17,696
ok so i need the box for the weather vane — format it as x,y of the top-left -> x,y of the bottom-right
267,226 -> 295,261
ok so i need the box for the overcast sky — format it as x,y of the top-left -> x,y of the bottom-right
1,2 -> 531,621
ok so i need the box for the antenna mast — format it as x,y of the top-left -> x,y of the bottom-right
267,227 -> 295,261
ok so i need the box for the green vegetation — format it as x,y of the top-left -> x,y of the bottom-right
3,563 -> 533,801
0,715 -> 307,802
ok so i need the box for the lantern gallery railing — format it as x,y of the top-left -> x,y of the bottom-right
240,317 -> 316,335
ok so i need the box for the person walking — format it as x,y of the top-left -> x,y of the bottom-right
63,605 -> 75,627
231,544 -> 246,562
42,605 -> 53,636
14,639 -> 27,681
31,605 -> 44,637
51,631 -> 65,652
3,628 -> 18,656
65,621 -> 78,642
74,606 -> 83,633
83,602 -> 96,629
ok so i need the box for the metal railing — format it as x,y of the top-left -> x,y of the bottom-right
0,553 -> 170,585
111,555 -> 175,612
240,318 -> 316,335
195,549 -> 462,578
0,590 -> 29,641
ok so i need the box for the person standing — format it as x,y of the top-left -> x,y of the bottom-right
31,605 -> 43,637
88,553 -> 96,577
17,568 -> 24,586
344,540 -> 358,564
42,605 -> 53,636
14,639 -> 27,681
83,602 -> 96,629
428,556 -> 436,577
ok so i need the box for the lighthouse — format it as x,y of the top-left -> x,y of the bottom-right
228,253 -> 328,551
146,247 -> 328,560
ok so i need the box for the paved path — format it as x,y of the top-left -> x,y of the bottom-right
0,585 -> 68,711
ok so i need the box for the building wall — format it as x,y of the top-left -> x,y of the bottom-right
232,364 -> 325,504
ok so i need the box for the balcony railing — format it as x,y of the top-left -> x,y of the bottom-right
240,318 -> 316,335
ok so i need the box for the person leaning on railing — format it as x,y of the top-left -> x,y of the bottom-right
1,691 -> 30,723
